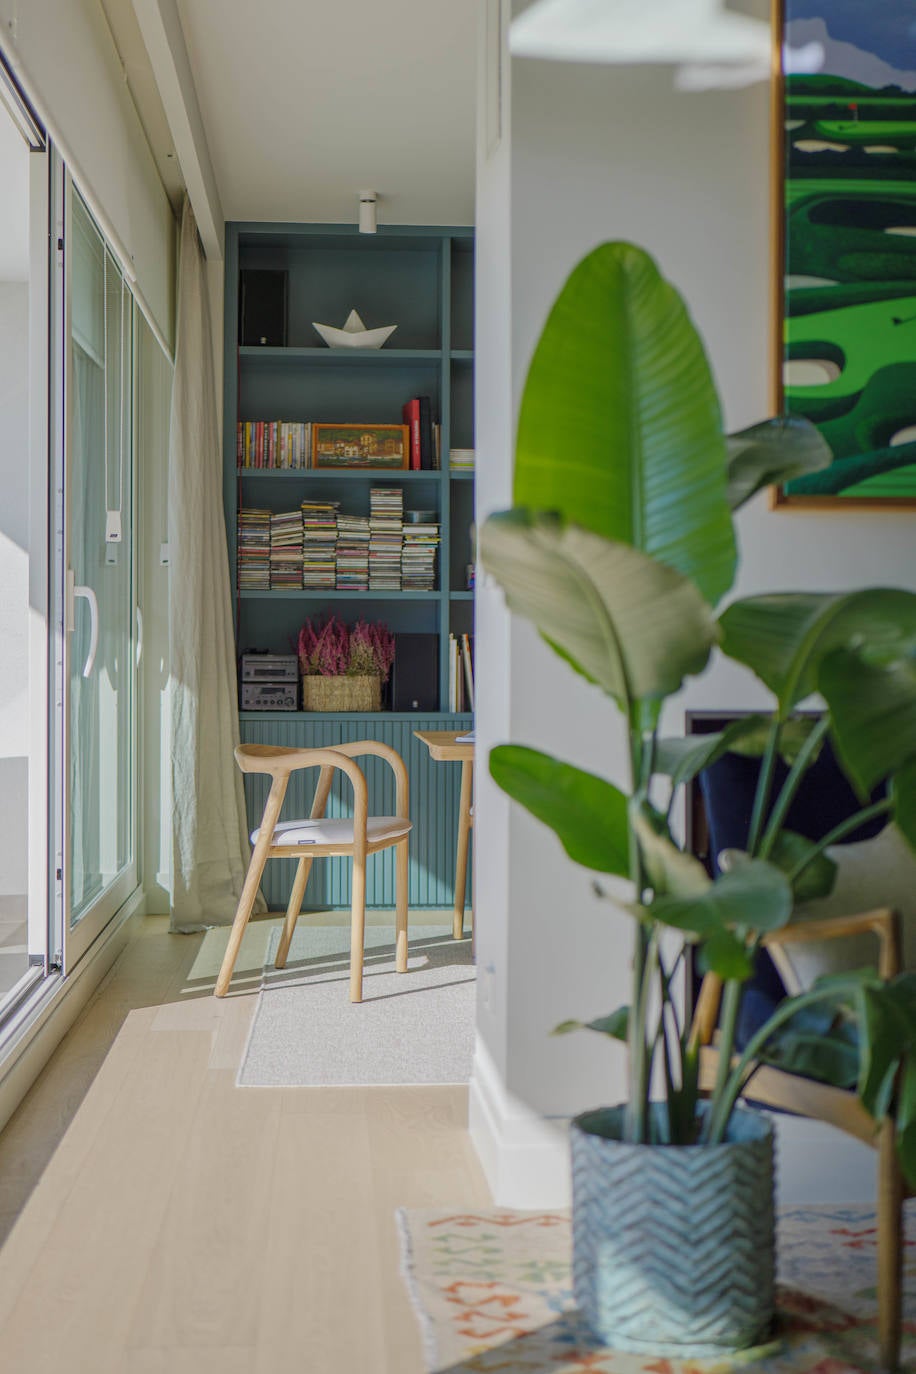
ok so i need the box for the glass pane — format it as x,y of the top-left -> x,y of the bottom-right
69,194 -> 133,926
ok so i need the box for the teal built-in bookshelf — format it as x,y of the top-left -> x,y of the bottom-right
223,222 -> 474,909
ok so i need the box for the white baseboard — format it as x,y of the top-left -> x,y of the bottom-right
468,1033 -> 571,1207
0,888 -> 145,1136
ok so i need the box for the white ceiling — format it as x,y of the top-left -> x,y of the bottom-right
175,0 -> 477,227
0,105 -> 30,281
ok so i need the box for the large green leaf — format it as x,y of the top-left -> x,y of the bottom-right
768,829 -> 837,901
489,745 -> 629,876
480,509 -> 719,706
726,416 -> 832,512
719,590 -> 916,715
631,806 -> 709,898
513,241 -> 736,606
818,645 -> 916,796
651,859 -> 793,939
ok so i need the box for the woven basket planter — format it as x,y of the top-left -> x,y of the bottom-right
301,674 -> 381,712
570,1103 -> 774,1357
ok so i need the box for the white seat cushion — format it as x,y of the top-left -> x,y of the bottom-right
253,816 -> 411,848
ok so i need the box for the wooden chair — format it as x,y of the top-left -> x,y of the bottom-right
692,906 -> 907,1370
214,741 -> 412,1002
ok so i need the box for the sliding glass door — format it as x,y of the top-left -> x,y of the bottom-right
59,182 -> 138,968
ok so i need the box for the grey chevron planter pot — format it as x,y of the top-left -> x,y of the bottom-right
570,1104 -> 775,1357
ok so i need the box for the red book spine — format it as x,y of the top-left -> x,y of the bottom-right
402,398 -> 421,470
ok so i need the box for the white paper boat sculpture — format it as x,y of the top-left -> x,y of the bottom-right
312,309 -> 397,350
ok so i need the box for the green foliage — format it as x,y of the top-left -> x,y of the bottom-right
726,416 -> 832,511
480,239 -> 916,1168
489,745 -> 629,876
513,241 -> 736,606
479,510 -> 719,707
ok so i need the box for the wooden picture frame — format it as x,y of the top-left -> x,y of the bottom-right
311,423 -> 410,470
772,0 -> 916,507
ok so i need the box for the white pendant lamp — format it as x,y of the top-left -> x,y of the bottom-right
510,0 -> 772,70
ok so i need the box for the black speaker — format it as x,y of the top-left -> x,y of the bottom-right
392,634 -> 439,712
239,269 -> 288,346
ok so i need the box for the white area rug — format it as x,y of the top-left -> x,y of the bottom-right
237,924 -> 475,1087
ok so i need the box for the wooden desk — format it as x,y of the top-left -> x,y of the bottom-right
414,731 -> 473,939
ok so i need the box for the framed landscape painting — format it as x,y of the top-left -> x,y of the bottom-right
775,0 -> 916,505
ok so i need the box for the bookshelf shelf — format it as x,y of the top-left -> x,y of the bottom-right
237,589 -> 440,601
239,710 -> 474,724
224,221 -> 475,910
239,346 -> 442,366
236,468 -> 442,480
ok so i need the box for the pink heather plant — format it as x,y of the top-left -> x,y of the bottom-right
298,616 -> 395,683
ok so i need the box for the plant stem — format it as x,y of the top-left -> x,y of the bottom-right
706,977 -> 868,1143
625,701 -> 650,1143
747,717 -> 781,855
703,978 -> 743,1143
758,717 -> 830,860
787,798 -> 893,882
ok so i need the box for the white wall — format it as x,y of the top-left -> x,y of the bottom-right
0,0 -> 176,350
472,11 -> 916,1203
0,282 -> 29,897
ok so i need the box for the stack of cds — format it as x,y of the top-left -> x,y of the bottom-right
335,512 -> 371,591
269,509 -> 304,590
301,501 -> 340,589
237,508 -> 271,591
368,488 -> 404,591
401,520 -> 439,591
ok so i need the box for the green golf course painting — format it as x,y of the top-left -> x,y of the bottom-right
780,1 -> 916,501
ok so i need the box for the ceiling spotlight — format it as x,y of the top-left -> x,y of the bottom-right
359,190 -> 377,235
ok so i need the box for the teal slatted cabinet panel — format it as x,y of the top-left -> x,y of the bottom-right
239,717 -> 472,910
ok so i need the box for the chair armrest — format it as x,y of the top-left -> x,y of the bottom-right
234,745 -> 369,847
325,739 -> 410,818
765,906 -> 901,979
690,973 -> 724,1049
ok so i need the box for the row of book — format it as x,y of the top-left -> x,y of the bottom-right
448,632 -> 475,713
449,447 -> 475,471
237,491 -> 440,593
236,417 -> 449,470
238,421 -> 312,469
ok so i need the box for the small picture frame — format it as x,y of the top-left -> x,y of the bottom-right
312,423 -> 410,470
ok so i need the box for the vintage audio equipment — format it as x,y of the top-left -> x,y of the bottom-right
241,653 -> 299,683
240,682 -> 299,712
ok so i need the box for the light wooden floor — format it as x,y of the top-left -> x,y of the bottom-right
0,913 -> 491,1373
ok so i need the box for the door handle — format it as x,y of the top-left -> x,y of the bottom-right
71,583 -> 99,678
136,605 -> 143,668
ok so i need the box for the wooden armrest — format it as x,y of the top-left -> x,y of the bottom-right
765,907 -> 901,979
325,739 -> 409,817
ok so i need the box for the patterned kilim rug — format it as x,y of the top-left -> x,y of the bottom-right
397,1202 -> 916,1372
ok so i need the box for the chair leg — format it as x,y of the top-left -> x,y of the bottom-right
349,852 -> 367,1003
878,1118 -> 903,1371
215,847 -> 271,998
395,838 -> 409,973
275,857 -> 312,969
453,758 -> 473,941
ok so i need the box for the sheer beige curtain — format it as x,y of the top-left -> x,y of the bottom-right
168,198 -> 263,930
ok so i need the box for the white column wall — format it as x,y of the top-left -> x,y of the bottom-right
472,11 -> 916,1204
